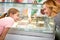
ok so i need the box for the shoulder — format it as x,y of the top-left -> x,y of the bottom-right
54,13 -> 60,26
4,17 -> 15,27
0,17 -> 15,27
5,17 -> 14,24
5,17 -> 14,22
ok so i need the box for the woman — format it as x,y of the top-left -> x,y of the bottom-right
42,0 -> 58,17
42,0 -> 60,40
0,8 -> 20,40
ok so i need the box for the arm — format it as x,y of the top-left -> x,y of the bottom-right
0,27 -> 10,40
0,17 -> 14,40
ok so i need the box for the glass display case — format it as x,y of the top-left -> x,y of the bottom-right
0,3 -> 55,40
16,16 -> 55,33
0,3 -> 55,34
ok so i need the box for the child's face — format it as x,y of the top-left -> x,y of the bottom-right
12,12 -> 20,22
43,4 -> 51,16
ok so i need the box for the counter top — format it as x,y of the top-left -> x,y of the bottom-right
7,28 -> 55,38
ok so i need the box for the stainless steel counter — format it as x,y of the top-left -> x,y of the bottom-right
5,28 -> 55,40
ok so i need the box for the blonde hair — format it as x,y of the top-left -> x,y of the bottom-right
43,0 -> 59,17
0,8 -> 19,19
55,1 -> 60,12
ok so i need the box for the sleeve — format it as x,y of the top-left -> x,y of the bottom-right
54,13 -> 60,29
5,18 -> 14,28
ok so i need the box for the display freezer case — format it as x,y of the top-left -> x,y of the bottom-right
0,3 -> 55,40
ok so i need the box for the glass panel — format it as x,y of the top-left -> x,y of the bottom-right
13,3 -> 55,33
0,3 -> 55,33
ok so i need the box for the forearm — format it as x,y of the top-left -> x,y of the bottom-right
0,27 -> 10,39
2,27 -> 10,36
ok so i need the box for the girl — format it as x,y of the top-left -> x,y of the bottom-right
0,8 -> 20,40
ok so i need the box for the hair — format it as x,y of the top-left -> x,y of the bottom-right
43,0 -> 56,6
55,0 -> 60,12
41,9 -> 45,15
0,8 -> 19,19
42,0 -> 59,17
